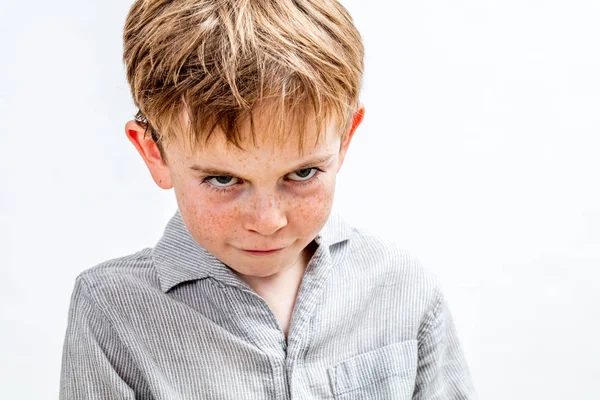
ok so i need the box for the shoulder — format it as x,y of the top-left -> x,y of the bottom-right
73,248 -> 161,305
344,227 -> 444,311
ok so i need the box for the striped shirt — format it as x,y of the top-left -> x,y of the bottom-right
60,211 -> 476,399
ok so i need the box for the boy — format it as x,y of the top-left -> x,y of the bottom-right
60,0 -> 475,398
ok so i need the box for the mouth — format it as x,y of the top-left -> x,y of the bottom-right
241,248 -> 284,256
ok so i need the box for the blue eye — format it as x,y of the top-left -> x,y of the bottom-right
287,168 -> 318,182
207,176 -> 239,187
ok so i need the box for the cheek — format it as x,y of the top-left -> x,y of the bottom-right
175,181 -> 242,245
289,180 -> 336,232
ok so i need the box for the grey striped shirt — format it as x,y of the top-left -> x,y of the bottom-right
60,211 -> 475,399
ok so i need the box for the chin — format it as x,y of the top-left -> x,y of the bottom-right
234,264 -> 282,279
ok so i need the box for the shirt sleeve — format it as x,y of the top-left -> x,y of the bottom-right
412,293 -> 477,400
59,277 -> 138,400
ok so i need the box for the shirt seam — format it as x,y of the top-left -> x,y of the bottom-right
78,275 -> 145,382
417,292 -> 444,345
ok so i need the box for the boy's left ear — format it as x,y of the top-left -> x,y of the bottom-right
337,105 -> 365,171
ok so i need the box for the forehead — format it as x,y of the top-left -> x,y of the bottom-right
172,107 -> 343,167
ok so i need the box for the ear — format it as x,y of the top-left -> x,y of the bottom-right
125,120 -> 173,189
337,105 -> 365,171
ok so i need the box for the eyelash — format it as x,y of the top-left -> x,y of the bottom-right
200,167 -> 324,194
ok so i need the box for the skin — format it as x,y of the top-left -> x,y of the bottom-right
125,104 -> 364,337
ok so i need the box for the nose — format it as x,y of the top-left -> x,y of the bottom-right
242,193 -> 287,236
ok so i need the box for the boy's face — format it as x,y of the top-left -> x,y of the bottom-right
126,106 -> 364,280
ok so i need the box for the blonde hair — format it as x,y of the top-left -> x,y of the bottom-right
123,0 -> 364,152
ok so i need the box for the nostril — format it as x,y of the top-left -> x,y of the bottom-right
244,212 -> 287,236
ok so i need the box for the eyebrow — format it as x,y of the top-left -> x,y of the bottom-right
189,154 -> 336,177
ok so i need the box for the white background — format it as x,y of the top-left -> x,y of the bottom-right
1,0 -> 599,398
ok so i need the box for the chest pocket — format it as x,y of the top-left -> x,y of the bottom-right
327,340 -> 418,399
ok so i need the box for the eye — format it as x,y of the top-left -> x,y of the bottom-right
287,168 -> 318,182
206,176 -> 239,188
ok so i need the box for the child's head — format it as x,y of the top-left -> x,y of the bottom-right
122,0 -> 365,278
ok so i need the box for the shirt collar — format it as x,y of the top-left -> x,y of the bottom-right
152,210 -> 355,293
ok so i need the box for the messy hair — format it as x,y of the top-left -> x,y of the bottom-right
123,0 -> 364,153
